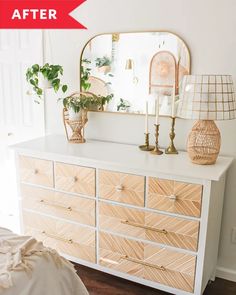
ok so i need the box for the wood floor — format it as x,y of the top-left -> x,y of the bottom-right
74,264 -> 236,295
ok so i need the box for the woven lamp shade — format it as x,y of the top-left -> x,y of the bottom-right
177,75 -> 236,165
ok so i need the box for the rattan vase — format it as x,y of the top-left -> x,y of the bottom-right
187,120 -> 221,165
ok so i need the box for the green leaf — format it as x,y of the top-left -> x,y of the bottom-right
30,79 -> 36,86
53,83 -> 60,92
37,88 -> 43,96
32,64 -> 40,73
62,85 -> 68,93
52,78 -> 60,86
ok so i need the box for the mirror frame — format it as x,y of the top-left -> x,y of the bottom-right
80,30 -> 191,117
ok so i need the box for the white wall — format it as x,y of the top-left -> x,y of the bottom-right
45,0 -> 236,277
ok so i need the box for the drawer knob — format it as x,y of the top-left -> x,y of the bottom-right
34,169 -> 39,175
168,194 -> 177,201
73,176 -> 78,182
116,185 -> 124,192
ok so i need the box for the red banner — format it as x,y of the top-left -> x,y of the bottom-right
0,0 -> 86,29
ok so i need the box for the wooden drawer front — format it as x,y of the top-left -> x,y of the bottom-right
21,184 -> 95,226
55,162 -> 95,197
99,202 -> 199,251
23,211 -> 96,263
148,178 -> 203,217
99,232 -> 196,292
19,156 -> 53,188
98,170 -> 145,206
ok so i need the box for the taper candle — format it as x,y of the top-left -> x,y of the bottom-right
155,95 -> 160,125
171,83 -> 175,118
145,99 -> 149,133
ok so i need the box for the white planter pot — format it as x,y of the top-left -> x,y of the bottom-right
68,109 -> 81,121
68,109 -> 88,122
42,79 -> 53,89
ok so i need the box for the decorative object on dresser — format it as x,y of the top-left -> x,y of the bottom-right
62,92 -> 99,143
139,97 -> 155,151
150,95 -> 163,155
165,116 -> 178,154
177,75 -> 236,165
13,135 -> 233,295
165,83 -> 179,154
150,123 -> 163,155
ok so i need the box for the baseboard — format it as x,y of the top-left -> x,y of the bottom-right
216,266 -> 236,282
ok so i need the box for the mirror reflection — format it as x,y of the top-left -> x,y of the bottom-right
80,32 -> 190,116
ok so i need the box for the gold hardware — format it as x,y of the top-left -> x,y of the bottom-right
40,199 -> 73,211
73,176 -> 78,182
125,59 -> 133,70
165,117 -> 178,154
139,133 -> 155,151
115,185 -> 124,192
34,169 -> 39,174
121,255 -> 166,271
121,220 -> 167,234
150,124 -> 163,155
42,231 -> 73,244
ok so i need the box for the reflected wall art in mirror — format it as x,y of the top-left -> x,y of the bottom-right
80,31 -> 191,116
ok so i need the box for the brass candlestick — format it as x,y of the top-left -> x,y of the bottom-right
165,117 -> 178,154
151,124 -> 163,155
139,133 -> 155,151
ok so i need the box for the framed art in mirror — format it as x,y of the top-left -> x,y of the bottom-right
80,31 -> 191,117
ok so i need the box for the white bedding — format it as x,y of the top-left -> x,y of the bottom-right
0,228 -> 89,295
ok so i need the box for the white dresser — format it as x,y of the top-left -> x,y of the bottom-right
13,135 -> 233,295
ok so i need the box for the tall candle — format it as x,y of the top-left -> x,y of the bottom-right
155,95 -> 160,125
145,99 -> 149,133
171,83 -> 176,118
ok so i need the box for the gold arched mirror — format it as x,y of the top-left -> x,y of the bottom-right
80,31 -> 190,116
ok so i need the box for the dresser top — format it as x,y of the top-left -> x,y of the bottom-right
12,135 -> 233,181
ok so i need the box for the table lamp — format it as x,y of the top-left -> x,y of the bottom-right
177,75 -> 236,165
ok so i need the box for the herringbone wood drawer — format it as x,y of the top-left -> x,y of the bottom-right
55,162 -> 95,197
148,178 -> 203,217
98,170 -> 145,206
23,211 -> 96,263
19,156 -> 53,188
99,232 -> 196,292
99,202 -> 199,251
21,184 -> 95,226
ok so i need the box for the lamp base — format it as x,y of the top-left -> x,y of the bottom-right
187,120 -> 221,165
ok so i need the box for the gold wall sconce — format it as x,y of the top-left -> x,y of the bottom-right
125,59 -> 138,84
125,58 -> 134,70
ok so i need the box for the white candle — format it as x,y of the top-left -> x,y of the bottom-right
171,83 -> 176,118
155,95 -> 160,125
145,99 -> 149,133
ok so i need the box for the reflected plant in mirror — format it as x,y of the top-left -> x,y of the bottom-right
117,98 -> 131,112
95,55 -> 112,75
81,59 -> 92,92
80,31 -> 190,117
